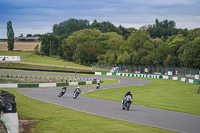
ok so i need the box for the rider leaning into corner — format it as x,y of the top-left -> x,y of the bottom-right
74,87 -> 81,93
61,87 -> 67,93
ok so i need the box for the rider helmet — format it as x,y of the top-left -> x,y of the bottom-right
127,90 -> 131,93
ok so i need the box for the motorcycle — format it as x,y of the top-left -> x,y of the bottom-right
73,89 -> 81,99
58,87 -> 66,97
96,84 -> 100,89
122,95 -> 133,110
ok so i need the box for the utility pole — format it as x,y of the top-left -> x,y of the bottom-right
49,40 -> 52,56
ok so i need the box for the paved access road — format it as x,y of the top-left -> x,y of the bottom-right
1,70 -> 200,133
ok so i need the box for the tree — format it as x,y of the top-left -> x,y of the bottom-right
26,34 -> 32,37
179,36 -> 200,69
19,33 -> 23,37
40,33 -> 59,56
76,40 -> 102,65
53,18 -> 89,37
163,34 -> 185,67
90,20 -> 117,33
127,30 -> 150,52
62,29 -> 102,65
7,21 -> 14,51
147,19 -> 178,39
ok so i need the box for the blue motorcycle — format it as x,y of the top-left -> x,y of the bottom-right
122,95 -> 133,110
73,89 -> 81,99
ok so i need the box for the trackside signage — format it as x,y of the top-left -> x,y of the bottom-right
0,56 -> 20,62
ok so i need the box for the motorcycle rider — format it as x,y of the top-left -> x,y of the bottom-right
124,90 -> 132,98
123,90 -> 133,103
96,83 -> 100,89
74,87 -> 81,94
58,87 -> 67,97
61,87 -> 67,93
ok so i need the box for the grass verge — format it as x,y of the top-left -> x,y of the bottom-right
82,78 -> 200,115
2,89 -> 173,133
0,51 -> 91,72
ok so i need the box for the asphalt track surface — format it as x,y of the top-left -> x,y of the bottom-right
2,70 -> 200,133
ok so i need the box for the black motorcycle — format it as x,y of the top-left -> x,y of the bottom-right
58,87 -> 66,97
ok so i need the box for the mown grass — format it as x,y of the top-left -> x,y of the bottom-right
4,89 -> 173,133
0,51 -> 82,66
0,51 -> 91,71
82,78 -> 200,115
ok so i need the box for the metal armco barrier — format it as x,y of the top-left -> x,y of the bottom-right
0,90 -> 19,133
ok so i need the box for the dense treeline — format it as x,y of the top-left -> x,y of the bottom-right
40,18 -> 200,69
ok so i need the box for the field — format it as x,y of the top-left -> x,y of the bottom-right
1,51 -> 200,132
4,76 -> 199,132
0,42 -> 40,51
0,51 -> 91,71
4,89 -> 172,133
82,78 -> 200,115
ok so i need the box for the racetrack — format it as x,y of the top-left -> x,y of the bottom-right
2,70 -> 200,133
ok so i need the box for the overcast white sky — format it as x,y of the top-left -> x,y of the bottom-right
0,0 -> 200,38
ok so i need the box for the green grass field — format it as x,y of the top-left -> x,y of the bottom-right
82,78 -> 200,115
0,51 -> 91,71
1,51 -> 199,132
4,89 -> 172,133
0,51 -> 82,66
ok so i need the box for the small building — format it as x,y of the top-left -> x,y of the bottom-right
15,37 -> 40,42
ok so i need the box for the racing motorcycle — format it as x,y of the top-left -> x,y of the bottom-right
73,89 -> 81,99
58,87 -> 66,97
122,95 -> 133,110
96,83 -> 100,89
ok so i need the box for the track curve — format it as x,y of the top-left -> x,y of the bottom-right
2,70 -> 200,133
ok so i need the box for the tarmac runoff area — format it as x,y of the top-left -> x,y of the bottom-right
2,70 -> 200,133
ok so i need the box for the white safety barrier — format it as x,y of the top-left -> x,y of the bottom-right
86,81 -> 92,84
173,77 -> 178,80
0,84 -> 18,88
39,83 -> 56,87
69,82 -> 78,86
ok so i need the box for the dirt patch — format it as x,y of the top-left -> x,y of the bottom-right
0,117 -> 37,133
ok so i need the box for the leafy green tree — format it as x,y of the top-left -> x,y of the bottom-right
7,21 -> 14,51
19,33 -> 23,37
99,32 -> 124,51
26,34 -> 32,37
127,30 -> 150,52
76,40 -> 102,65
90,20 -> 117,33
62,29 -> 102,64
148,19 -> 178,39
151,42 -> 168,66
53,18 -> 89,37
179,36 -> 200,68
40,33 -> 59,56
97,32 -> 125,65
163,34 -> 185,66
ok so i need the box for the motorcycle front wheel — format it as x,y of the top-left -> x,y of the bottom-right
58,93 -> 63,97
126,103 -> 131,110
